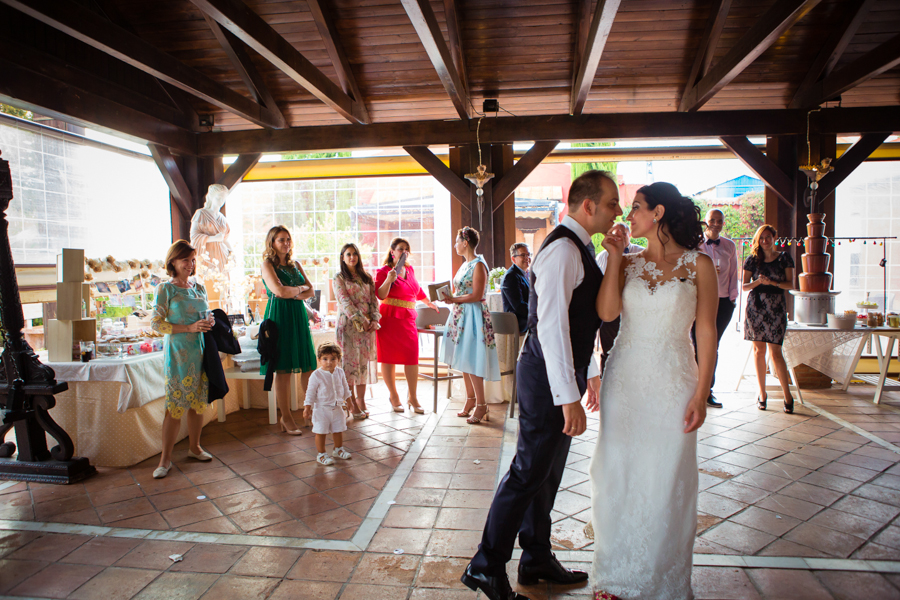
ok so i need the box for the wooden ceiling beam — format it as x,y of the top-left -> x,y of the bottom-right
306,0 -> 369,124
218,153 -> 262,190
815,132 -> 892,200
680,0 -> 822,112
401,0 -> 470,120
679,0 -> 732,113
404,145 -> 471,207
789,0 -> 874,109
0,0 -> 282,129
200,106 -> 900,156
149,144 -> 195,219
0,56 -> 196,156
720,136 -> 794,208
570,0 -> 622,115
201,13 -> 287,129
190,0 -> 368,125
442,0 -> 469,106
493,141 -> 559,212
801,34 -> 900,109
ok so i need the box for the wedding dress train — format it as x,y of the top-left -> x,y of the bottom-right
590,250 -> 700,600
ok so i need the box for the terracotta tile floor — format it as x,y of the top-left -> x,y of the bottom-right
3,376 -> 900,598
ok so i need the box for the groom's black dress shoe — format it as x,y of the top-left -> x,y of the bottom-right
707,394 -> 723,408
518,554 -> 589,586
461,564 -> 529,600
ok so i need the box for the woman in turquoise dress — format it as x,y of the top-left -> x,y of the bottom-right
260,225 -> 317,434
151,240 -> 215,479
441,227 -> 500,424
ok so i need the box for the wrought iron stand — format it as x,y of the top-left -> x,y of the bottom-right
0,152 -> 95,484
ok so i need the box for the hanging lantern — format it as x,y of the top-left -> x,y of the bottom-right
464,118 -> 495,231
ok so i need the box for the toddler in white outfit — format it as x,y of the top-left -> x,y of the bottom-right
303,342 -> 353,466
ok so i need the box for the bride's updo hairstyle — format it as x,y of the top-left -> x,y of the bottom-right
636,182 -> 705,250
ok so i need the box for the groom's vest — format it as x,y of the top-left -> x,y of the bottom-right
525,225 -> 603,370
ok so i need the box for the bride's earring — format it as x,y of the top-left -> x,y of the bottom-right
653,218 -> 658,223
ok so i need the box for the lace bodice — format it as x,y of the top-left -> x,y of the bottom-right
617,250 -> 699,348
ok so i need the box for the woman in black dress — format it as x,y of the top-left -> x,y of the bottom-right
743,224 -> 795,413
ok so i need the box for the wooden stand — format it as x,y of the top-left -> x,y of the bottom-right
47,249 -> 96,362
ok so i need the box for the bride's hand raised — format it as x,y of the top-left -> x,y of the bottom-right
601,229 -> 626,256
683,394 -> 707,434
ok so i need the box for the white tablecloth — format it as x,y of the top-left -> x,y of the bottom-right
49,352 -> 166,413
782,325 -> 869,385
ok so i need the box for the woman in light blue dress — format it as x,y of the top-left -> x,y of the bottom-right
441,227 -> 500,424
150,240 -> 214,479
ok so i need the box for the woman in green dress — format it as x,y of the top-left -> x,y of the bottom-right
260,225 -> 317,434
151,240 -> 215,479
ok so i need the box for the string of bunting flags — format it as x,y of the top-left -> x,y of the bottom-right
734,236 -> 897,249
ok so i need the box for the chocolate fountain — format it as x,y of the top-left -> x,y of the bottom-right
790,212 -> 839,324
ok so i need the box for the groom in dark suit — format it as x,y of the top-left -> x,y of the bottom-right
501,242 -> 531,333
462,170 -> 622,600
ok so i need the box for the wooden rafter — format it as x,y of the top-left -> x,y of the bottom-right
492,141 -> 559,212
719,136 -> 793,208
800,34 -> 900,109
306,0 -> 369,124
442,0 -> 469,102
190,0 -> 367,125
815,133 -> 892,200
149,144 -> 195,219
91,0 -> 200,131
200,106 -> 900,156
218,153 -> 262,190
404,145 -> 471,207
0,0 -> 283,129
401,0 -> 470,120
570,0 -> 621,115
789,0 -> 874,109
202,13 -> 287,129
679,0 -> 732,113
0,55 -> 196,155
680,0 -> 821,112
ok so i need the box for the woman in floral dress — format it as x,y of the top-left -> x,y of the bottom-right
334,243 -> 380,419
441,227 -> 500,424
151,240 -> 215,479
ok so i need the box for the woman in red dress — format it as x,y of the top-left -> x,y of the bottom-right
375,237 -> 439,413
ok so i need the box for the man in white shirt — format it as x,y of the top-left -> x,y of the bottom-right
693,209 -> 739,408
463,171 -> 621,600
596,222 -> 644,374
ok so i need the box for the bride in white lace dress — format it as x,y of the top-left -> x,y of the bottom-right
590,182 -> 719,600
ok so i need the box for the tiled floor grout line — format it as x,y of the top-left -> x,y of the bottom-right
0,481 -> 17,494
349,393 -> 452,550
803,400 -> 900,455
0,394 -> 455,554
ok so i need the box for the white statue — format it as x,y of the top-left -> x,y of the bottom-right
190,183 -> 232,273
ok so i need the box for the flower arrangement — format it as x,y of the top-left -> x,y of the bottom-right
488,267 -> 507,292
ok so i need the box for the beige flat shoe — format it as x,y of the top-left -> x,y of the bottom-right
152,463 -> 171,479
187,449 -> 212,461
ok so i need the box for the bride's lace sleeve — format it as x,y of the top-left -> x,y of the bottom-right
150,284 -> 174,335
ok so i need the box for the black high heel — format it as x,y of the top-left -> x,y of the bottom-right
783,396 -> 794,414
757,392 -> 767,411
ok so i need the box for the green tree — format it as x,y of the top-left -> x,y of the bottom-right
281,151 -> 351,160
0,104 -> 32,120
723,190 -> 764,241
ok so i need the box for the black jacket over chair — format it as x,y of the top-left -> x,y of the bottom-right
500,263 -> 530,333
471,224 -> 603,577
202,309 -> 242,403
257,319 -> 280,392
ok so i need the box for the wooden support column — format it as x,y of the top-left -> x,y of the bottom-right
764,135 -> 802,297
449,144 -> 472,277
490,144 -> 515,269
150,145 -> 221,242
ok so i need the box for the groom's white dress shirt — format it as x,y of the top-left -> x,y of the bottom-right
532,215 -> 600,407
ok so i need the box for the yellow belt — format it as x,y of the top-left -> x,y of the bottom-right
383,298 -> 416,309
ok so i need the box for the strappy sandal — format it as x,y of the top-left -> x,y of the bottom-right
783,395 -> 794,414
757,392 -> 767,411
467,403 -> 489,425
458,396 -> 476,417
